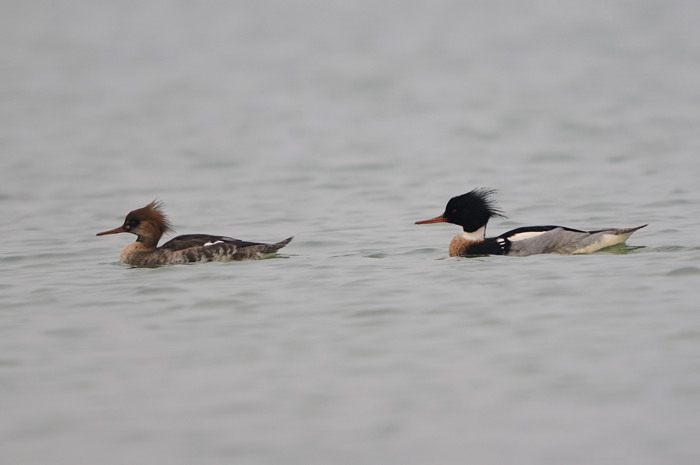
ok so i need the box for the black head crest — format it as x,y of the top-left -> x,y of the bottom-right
442,188 -> 505,232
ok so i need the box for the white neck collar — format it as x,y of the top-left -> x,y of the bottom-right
461,225 -> 486,242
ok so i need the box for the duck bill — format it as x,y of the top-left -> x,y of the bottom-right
415,215 -> 448,225
96,226 -> 127,236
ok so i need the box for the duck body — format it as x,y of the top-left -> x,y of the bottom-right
118,234 -> 293,266
417,189 -> 646,257
97,201 -> 292,266
448,225 -> 646,257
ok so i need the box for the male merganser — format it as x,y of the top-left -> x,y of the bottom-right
416,188 -> 646,257
97,200 -> 293,266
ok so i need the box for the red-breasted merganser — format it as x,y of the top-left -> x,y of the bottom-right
416,188 -> 646,257
97,200 -> 293,266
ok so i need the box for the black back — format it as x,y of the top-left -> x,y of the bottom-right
159,234 -> 264,251
499,225 -> 586,238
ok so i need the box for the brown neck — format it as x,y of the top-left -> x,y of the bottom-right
449,234 -> 478,257
447,227 -> 486,257
136,235 -> 159,249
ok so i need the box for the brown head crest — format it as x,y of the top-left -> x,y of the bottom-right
126,199 -> 174,238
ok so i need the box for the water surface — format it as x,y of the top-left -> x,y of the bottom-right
2,1 -> 700,464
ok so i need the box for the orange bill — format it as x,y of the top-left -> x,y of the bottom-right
415,215 -> 448,225
96,226 -> 127,236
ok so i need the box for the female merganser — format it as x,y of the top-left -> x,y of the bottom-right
416,188 -> 646,257
97,200 -> 293,266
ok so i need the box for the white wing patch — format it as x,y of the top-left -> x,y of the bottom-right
204,240 -> 224,246
496,237 -> 507,251
507,231 -> 547,242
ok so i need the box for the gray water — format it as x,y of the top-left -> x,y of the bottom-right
2,1 -> 700,463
